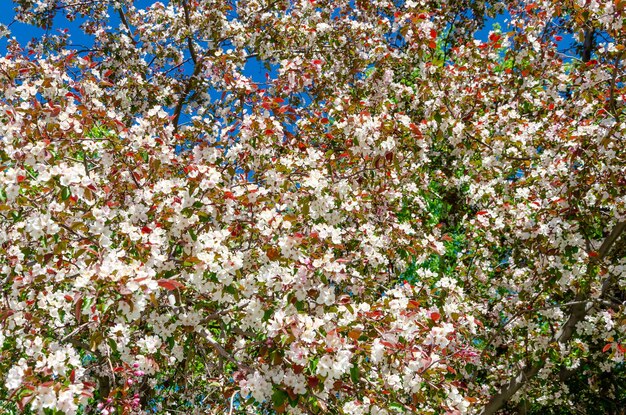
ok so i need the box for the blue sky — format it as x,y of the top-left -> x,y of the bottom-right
0,0 -> 157,52
1,5 -> 88,50
1,1 -> 584,67
1,1 -> 508,55
0,1 -> 511,137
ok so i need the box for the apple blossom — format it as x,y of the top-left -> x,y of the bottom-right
0,0 -> 625,414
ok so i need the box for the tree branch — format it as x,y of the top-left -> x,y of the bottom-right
581,29 -> 594,63
170,0 -> 206,133
117,7 -> 137,47
481,221 -> 625,415
172,59 -> 204,132
198,327 -> 252,373
181,0 -> 198,64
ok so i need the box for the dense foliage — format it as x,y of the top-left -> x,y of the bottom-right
0,0 -> 625,414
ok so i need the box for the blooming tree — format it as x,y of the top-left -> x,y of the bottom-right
0,0 -> 625,414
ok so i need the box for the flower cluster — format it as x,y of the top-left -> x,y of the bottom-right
0,0 -> 625,414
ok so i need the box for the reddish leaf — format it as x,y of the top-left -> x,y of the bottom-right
18,394 -> 34,412
65,92 -> 81,101
407,300 -> 420,310
381,340 -> 395,348
348,329 -> 361,340
157,279 -> 184,291
75,296 -> 83,322
307,376 -> 319,388
603,343 -> 612,353
266,247 -> 280,261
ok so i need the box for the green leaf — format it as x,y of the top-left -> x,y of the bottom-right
272,388 -> 288,408
224,284 -> 237,295
295,300 -> 305,312
345,303 -> 354,314
198,211 -> 211,222
289,394 -> 299,408
350,364 -> 359,384
61,186 -> 71,200
188,228 -> 197,241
